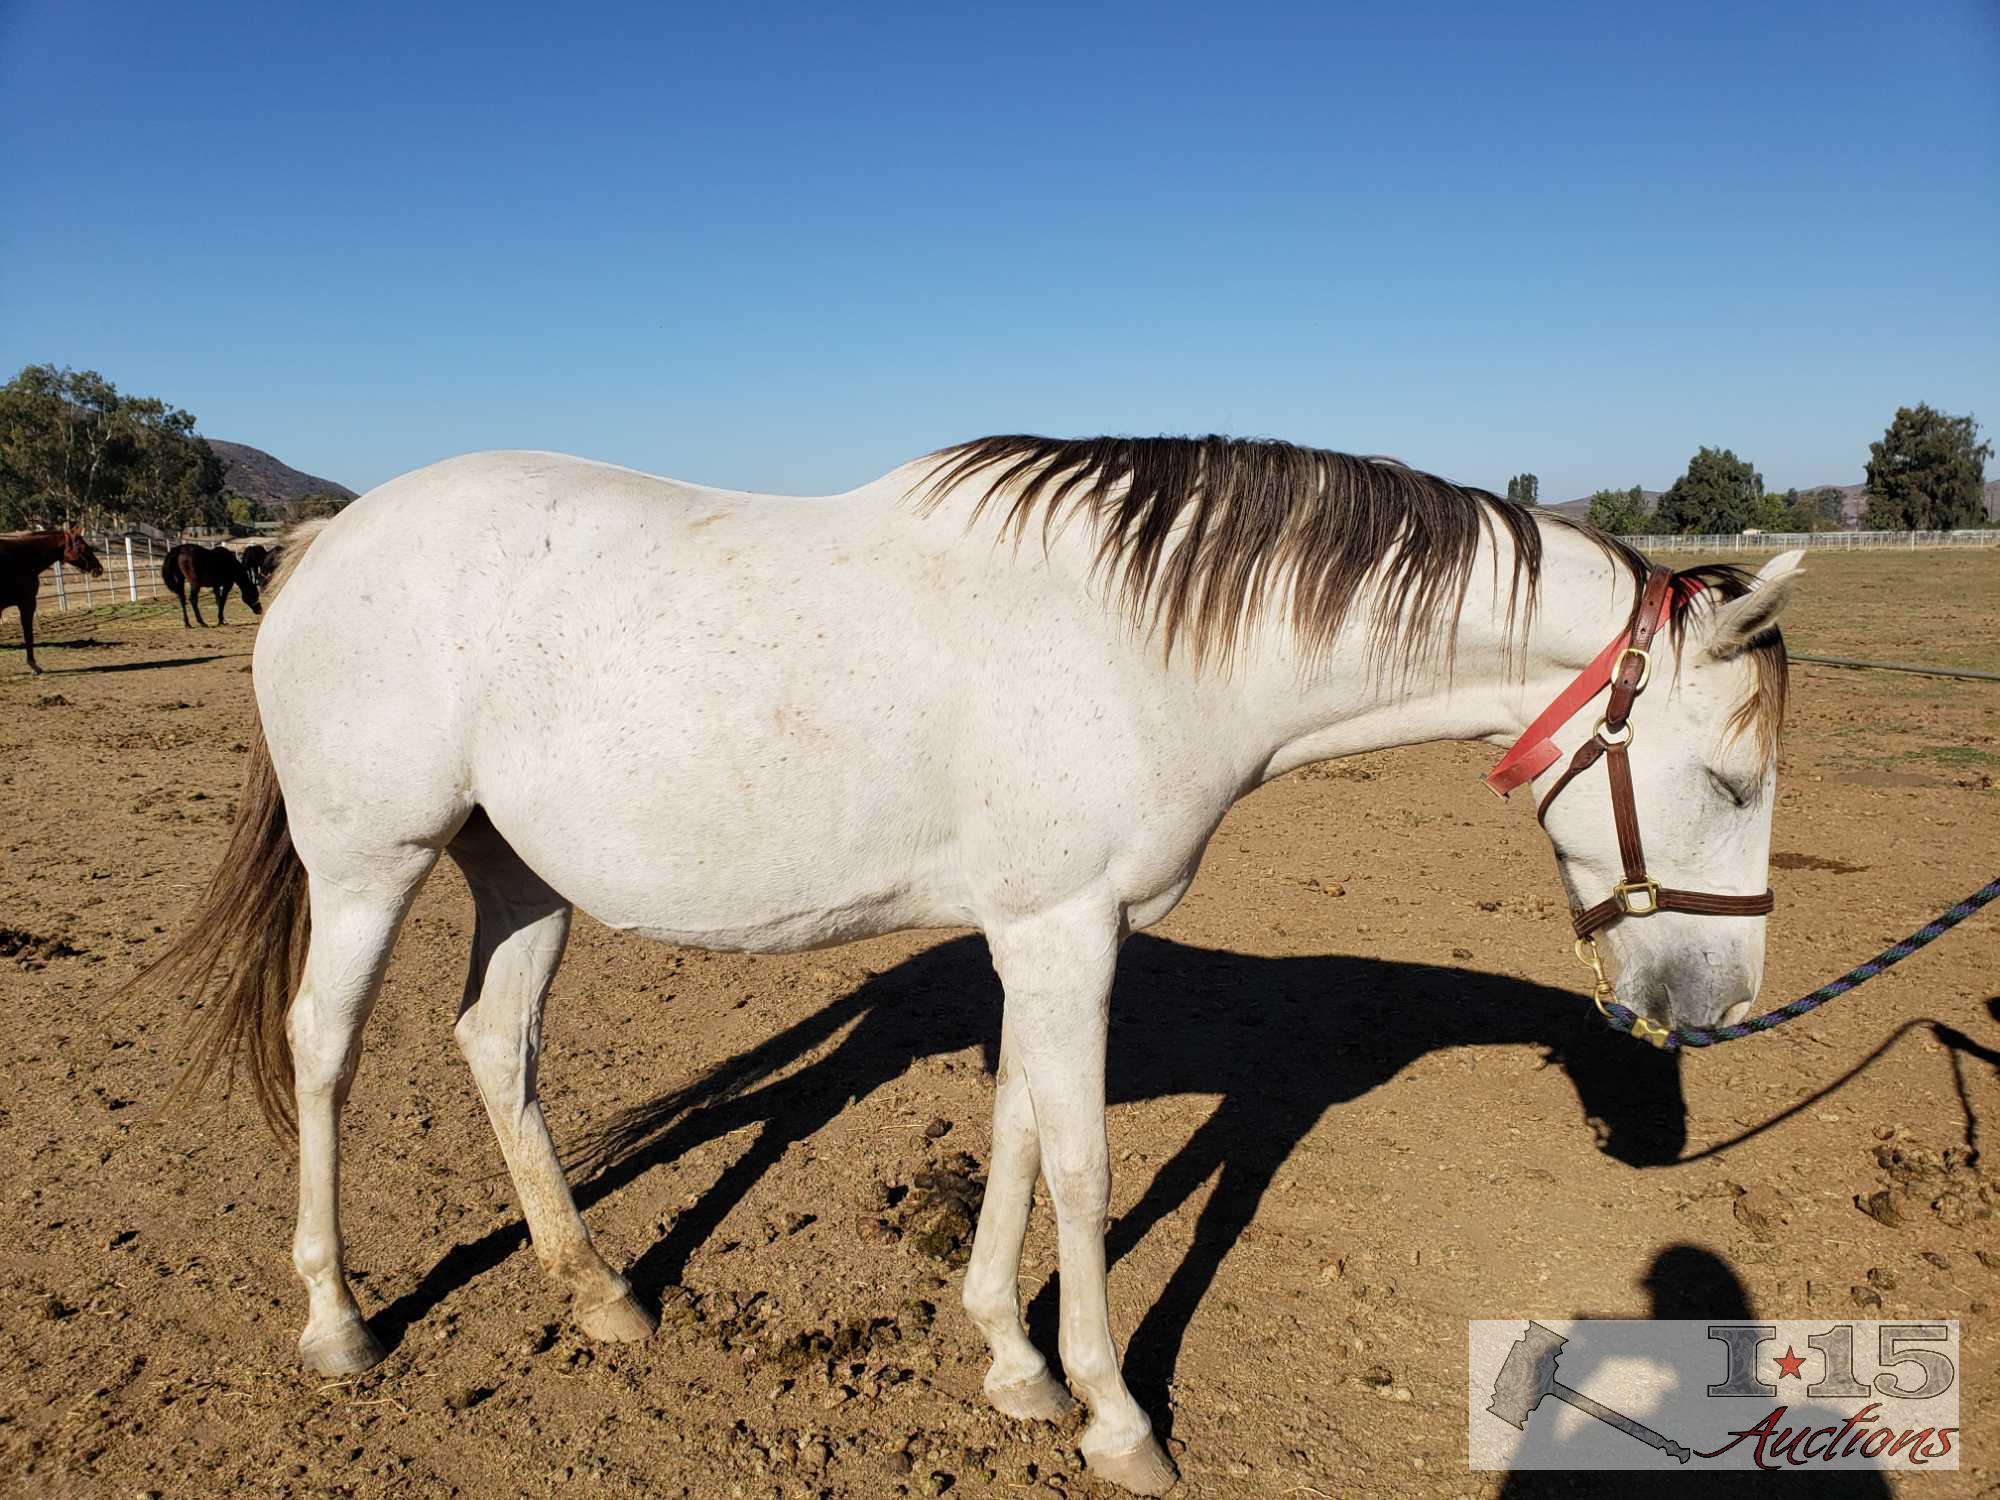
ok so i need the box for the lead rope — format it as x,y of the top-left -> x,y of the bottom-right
1580,877 -> 2000,1050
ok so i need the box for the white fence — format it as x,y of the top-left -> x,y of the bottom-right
1618,529 -> 2000,552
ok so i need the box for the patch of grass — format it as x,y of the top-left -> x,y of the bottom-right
1914,745 -> 2000,770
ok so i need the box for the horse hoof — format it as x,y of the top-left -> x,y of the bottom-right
576,1292 -> 658,1343
986,1371 -> 1077,1423
1083,1434 -> 1178,1496
299,1320 -> 386,1377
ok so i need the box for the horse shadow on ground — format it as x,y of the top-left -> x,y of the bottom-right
374,933 -> 1707,1380
66,654 -> 239,674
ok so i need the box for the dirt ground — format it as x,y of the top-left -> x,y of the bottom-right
1,549 -> 1996,1499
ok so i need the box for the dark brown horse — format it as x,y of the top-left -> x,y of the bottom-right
241,542 -> 284,585
164,543 -> 263,627
1,529 -> 105,673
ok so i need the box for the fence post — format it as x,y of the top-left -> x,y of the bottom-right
124,537 -> 137,601
54,561 -> 66,611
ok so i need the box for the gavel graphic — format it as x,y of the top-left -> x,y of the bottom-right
1487,1321 -> 1692,1464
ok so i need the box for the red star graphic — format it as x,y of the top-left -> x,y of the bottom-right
1774,1346 -> 1806,1380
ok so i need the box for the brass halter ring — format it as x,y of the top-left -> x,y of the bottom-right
1573,937 -> 1673,1048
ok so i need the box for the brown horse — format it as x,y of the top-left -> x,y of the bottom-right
241,543 -> 284,585
1,529 -> 105,673
164,544 -> 263,628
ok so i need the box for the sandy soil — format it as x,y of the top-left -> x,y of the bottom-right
1,550 -> 1995,1499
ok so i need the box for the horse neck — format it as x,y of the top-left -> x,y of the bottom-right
1225,525 -> 1640,784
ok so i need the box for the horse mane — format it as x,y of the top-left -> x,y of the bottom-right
917,433 -> 1588,676
917,433 -> 1786,750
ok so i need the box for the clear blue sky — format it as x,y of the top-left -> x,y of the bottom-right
3,0 -> 1995,501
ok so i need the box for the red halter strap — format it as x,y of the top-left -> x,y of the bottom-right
1483,577 -> 1676,798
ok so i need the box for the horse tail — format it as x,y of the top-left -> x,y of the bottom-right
132,722 -> 307,1137
161,549 -> 184,601
133,520 -> 334,1137
266,517 -> 332,593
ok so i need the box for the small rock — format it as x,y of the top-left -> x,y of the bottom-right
1733,1185 -> 1791,1242
1866,1266 -> 1898,1290
923,1118 -> 953,1140
1850,1286 -> 1884,1311
1921,1251 -> 1951,1271
855,1216 -> 898,1246
1451,947 -> 1473,961
1857,1190 -> 1904,1229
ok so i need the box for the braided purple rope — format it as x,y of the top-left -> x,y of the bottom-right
1596,877 -> 2000,1051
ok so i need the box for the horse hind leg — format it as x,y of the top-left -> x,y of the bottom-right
292,856 -> 435,1375
15,598 -> 40,673
448,813 -> 655,1343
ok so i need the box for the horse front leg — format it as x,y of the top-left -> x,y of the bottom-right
213,585 -> 229,625
964,1014 -> 1075,1421
986,909 -> 1177,1496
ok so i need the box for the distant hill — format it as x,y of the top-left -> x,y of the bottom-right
208,438 -> 356,510
1541,490 -> 1665,522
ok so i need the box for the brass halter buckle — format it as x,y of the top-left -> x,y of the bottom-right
1614,645 -> 1654,692
1573,937 -> 1672,1048
1613,877 -> 1662,916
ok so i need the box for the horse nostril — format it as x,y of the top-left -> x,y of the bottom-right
1722,1000 -> 1752,1026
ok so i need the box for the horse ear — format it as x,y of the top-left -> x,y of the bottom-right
1702,549 -> 1804,660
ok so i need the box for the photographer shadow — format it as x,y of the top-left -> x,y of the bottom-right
1492,1246 -> 1893,1497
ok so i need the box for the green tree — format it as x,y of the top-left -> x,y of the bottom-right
0,364 -> 131,525
226,493 -> 258,529
1804,486 -> 1846,529
1656,447 -> 1762,534
294,492 -> 345,520
1505,473 -> 1539,507
1585,485 -> 1650,534
0,364 -> 232,533
1862,404 -> 1990,529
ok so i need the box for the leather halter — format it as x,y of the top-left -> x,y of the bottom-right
1488,566 -> 1776,944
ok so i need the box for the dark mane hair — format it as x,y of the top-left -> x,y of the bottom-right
918,433 -> 1786,748
920,433 -> 1561,674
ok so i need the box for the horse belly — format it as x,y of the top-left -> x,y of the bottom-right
464,570 -> 972,952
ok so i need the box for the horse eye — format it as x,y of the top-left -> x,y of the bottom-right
1707,769 -> 1749,808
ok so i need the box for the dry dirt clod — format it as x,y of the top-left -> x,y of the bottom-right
1732,1185 -> 1791,1241
1856,1190 -> 1904,1229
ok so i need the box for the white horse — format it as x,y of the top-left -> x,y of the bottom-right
144,436 -> 1799,1494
